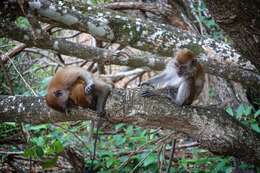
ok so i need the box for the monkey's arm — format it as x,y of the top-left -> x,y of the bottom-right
140,72 -> 167,87
174,79 -> 194,106
63,67 -> 95,94
140,79 -> 194,106
140,87 -> 177,99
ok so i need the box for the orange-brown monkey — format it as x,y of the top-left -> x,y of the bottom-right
46,66 -> 114,172
140,48 -> 205,106
46,66 -> 113,114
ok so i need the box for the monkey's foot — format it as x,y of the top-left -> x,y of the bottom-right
85,84 -> 95,95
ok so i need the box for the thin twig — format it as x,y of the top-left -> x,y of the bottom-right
166,139 -> 177,173
8,58 -> 37,96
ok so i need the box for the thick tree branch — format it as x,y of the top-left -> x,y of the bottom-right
0,92 -> 260,165
99,2 -> 167,16
0,0 -> 256,69
0,22 -> 259,89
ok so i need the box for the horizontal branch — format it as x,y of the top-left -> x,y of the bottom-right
0,91 -> 260,165
31,1 -> 258,67
0,23 -> 259,89
99,2 -> 169,16
1,0 -> 258,68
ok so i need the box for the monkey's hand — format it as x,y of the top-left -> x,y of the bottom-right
85,83 -> 95,95
140,89 -> 157,97
138,82 -> 154,88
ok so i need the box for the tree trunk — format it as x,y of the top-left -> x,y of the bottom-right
204,0 -> 260,71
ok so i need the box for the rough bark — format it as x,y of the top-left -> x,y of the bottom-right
0,93 -> 260,165
204,0 -> 260,71
1,19 -> 260,90
0,0 -> 255,69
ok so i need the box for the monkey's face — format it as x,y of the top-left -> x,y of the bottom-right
175,61 -> 187,76
46,90 -> 70,112
175,60 -> 196,77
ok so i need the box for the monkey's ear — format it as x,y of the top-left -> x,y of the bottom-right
53,90 -> 63,97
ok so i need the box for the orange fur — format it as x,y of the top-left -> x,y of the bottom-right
69,79 -> 93,108
175,48 -> 195,64
46,67 -> 113,112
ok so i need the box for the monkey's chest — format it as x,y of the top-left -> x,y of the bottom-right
69,80 -> 96,109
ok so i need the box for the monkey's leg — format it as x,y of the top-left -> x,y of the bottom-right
95,81 -> 112,115
88,82 -> 111,172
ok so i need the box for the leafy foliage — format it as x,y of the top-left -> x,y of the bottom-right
226,104 -> 260,133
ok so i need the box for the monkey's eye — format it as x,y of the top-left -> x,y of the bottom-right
54,90 -> 63,97
191,59 -> 197,65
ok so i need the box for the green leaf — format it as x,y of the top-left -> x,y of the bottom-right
213,159 -> 226,173
126,125 -> 134,136
113,135 -> 126,146
35,146 -> 44,158
225,166 -> 233,173
53,140 -> 64,153
251,122 -> 260,133
226,106 -> 234,116
29,124 -> 48,131
32,136 -> 45,146
235,104 -> 244,119
42,156 -> 58,169
15,17 -> 30,29
24,147 -> 35,158
115,123 -> 125,130
99,150 -> 113,157
106,158 -> 114,168
243,105 -> 252,116
254,109 -> 260,118
143,153 -> 156,167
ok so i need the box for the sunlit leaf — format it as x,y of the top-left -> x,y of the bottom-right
251,122 -> 260,133
53,140 -> 64,153
254,109 -> 260,118
226,106 -> 234,116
